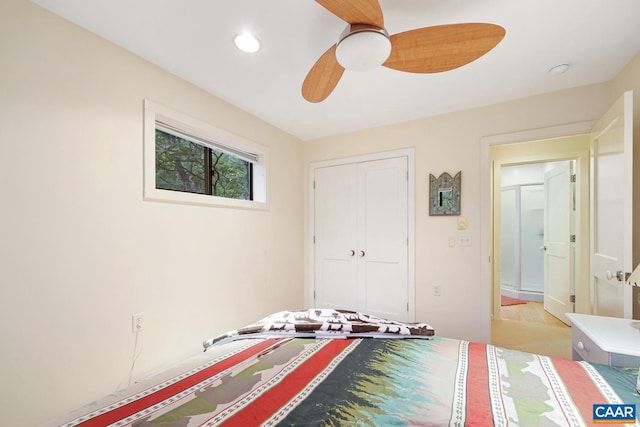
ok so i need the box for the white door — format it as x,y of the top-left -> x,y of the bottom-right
543,162 -> 573,324
314,163 -> 358,311
313,157 -> 409,321
591,91 -> 633,318
357,158 -> 408,321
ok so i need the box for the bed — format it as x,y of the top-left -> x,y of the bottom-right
47,309 -> 640,426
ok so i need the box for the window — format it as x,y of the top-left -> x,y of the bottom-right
155,127 -> 253,199
144,100 -> 267,209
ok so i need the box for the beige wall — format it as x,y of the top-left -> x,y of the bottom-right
0,1 -> 304,425
304,50 -> 640,341
304,79 -> 623,343
3,0 -> 639,424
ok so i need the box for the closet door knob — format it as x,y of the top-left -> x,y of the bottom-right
349,250 -> 355,256
359,250 -> 365,257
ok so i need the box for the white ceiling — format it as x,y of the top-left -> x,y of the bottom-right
32,0 -> 640,141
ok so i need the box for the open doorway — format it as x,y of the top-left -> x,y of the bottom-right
487,133 -> 590,357
489,134 -> 590,321
500,160 -> 573,324
483,93 -> 634,358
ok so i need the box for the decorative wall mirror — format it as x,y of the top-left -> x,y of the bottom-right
429,171 -> 461,216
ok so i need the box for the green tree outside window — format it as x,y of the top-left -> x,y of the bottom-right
155,129 -> 252,199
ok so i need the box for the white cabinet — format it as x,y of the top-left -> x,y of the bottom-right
313,156 -> 409,321
566,313 -> 640,367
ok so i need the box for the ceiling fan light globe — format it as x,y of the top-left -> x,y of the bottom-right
335,29 -> 391,71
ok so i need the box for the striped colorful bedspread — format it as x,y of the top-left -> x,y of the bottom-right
54,337 -> 640,426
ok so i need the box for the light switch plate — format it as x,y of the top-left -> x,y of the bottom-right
457,235 -> 472,247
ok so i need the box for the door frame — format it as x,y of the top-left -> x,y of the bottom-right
480,122 -> 595,321
308,148 -> 416,321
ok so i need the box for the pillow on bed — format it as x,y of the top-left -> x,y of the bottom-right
203,308 -> 435,349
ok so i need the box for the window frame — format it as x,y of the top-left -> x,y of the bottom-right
143,99 -> 268,209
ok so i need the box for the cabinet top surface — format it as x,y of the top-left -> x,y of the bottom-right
565,313 -> 640,356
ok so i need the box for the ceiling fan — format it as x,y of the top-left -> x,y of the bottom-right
301,0 -> 506,103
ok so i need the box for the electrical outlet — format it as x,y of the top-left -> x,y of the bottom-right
433,285 -> 441,296
132,313 -> 144,333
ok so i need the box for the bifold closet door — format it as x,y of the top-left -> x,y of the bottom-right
314,157 -> 408,321
356,157 -> 408,321
314,163 -> 358,311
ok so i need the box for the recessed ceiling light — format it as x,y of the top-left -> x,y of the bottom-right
234,32 -> 260,53
548,63 -> 570,76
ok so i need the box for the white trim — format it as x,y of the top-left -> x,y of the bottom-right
308,148 -> 416,322
481,121 -> 597,146
156,121 -> 259,163
143,99 -> 269,210
623,91 -> 634,318
480,121 -> 595,321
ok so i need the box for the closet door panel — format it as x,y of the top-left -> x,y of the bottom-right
314,164 -> 358,310
357,157 -> 408,321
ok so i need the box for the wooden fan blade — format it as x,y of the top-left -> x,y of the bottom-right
302,45 -> 345,103
315,0 -> 384,28
383,23 -> 505,73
